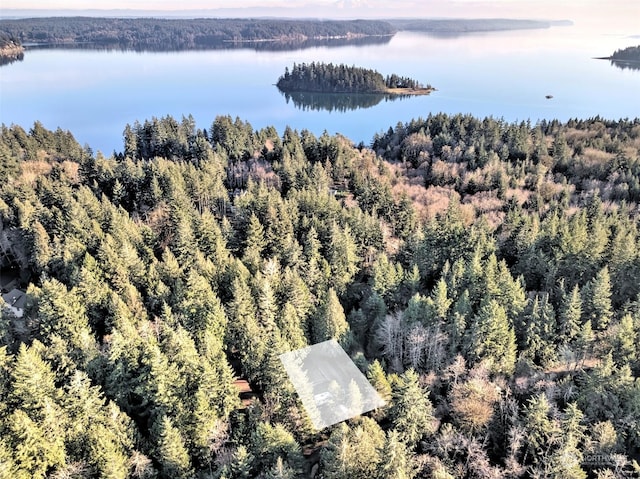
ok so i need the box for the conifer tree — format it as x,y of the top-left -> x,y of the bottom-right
152,415 -> 193,479
179,271 -> 227,347
242,213 -> 266,274
613,314 -> 636,367
227,445 -> 254,479
464,299 -> 517,375
251,422 -> 303,475
327,222 -> 359,294
583,266 -> 613,330
575,320 -> 595,365
378,429 -> 417,479
390,369 -> 436,447
367,359 -> 392,403
29,219 -> 51,274
520,294 -> 557,366
263,456 -> 296,479
312,288 -> 351,347
277,302 -> 307,350
10,341 -> 58,415
524,394 -> 559,466
34,278 -> 98,366
320,418 -> 385,479
558,284 -> 583,343
195,209 -> 228,265
301,226 -> 328,296
8,408 -> 66,478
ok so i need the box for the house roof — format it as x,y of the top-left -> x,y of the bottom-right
2,288 -> 26,310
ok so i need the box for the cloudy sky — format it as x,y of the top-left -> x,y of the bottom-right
3,0 -> 639,30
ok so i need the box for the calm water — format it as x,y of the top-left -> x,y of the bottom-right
1,25 -> 639,154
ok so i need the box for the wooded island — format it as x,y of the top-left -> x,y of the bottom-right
610,45 -> 640,62
0,33 -> 23,65
276,62 -> 434,95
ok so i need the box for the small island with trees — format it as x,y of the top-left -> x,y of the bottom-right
0,33 -> 23,66
597,44 -> 640,71
276,62 -> 435,96
609,45 -> 640,62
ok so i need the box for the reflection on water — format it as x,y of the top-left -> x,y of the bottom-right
610,59 -> 640,71
20,34 -> 392,55
279,89 -> 411,112
0,53 -> 23,67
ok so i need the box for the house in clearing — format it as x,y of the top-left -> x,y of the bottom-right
2,288 -> 26,318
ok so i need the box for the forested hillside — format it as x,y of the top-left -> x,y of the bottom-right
0,17 -> 395,51
1,114 -> 640,478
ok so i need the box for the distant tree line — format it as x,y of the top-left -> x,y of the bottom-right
277,62 -> 426,94
610,45 -> 640,61
0,17 -> 396,51
389,18 -> 556,33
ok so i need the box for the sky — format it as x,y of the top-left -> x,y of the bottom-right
2,0 -> 639,31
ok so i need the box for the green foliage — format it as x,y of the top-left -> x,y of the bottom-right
320,418 -> 385,479
312,288 -> 351,346
390,369 -> 436,447
583,266 -> 614,330
378,429 -> 418,479
277,62 -> 425,95
464,299 -> 517,375
152,415 -> 193,479
1,114 -> 640,478
251,422 -> 303,474
0,17 -> 396,50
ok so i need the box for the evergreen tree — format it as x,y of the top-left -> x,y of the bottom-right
378,429 -> 417,479
326,222 -> 359,294
152,415 -> 193,479
29,220 -> 51,274
558,284 -> 583,344
179,271 -> 227,347
390,369 -> 436,447
464,299 -> 517,375
251,422 -> 303,475
312,288 -> 351,347
243,213 -> 266,274
612,314 -> 636,367
320,418 -> 385,479
226,445 -> 254,479
10,341 -> 58,416
33,278 -> 98,366
524,394 -> 560,466
575,320 -> 595,365
583,266 -> 613,330
8,408 -> 66,478
367,359 -> 392,403
520,294 -> 557,366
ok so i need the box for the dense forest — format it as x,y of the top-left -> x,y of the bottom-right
276,62 -> 430,94
1,113 -> 640,478
0,17 -> 395,51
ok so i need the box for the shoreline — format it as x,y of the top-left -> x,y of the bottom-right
278,86 -> 436,96
0,42 -> 24,63
384,86 -> 436,95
